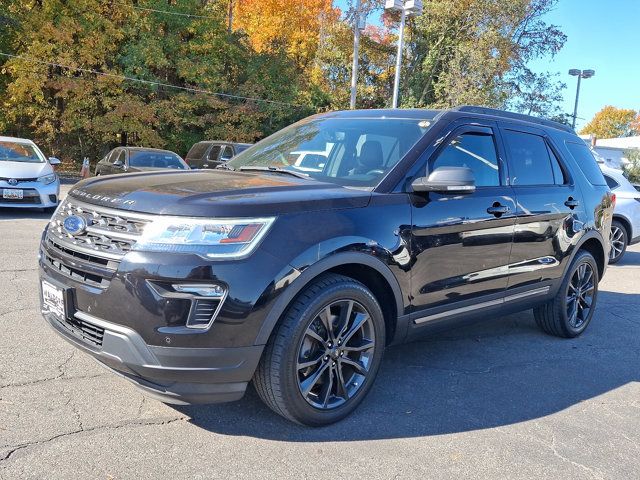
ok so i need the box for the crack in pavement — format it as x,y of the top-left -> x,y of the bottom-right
0,416 -> 187,465
0,350 -> 78,389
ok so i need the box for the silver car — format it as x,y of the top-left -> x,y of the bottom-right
0,136 -> 60,210
600,165 -> 640,263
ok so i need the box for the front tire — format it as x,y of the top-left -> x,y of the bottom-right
253,273 -> 385,426
608,220 -> 628,264
534,250 -> 599,338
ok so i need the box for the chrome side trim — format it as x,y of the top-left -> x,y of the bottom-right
414,285 -> 551,325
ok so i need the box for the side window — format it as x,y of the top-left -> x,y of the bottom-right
431,131 -> 500,187
604,174 -> 619,190
207,145 -> 221,161
115,149 -> 126,165
503,130 -> 554,186
220,145 -> 234,161
547,144 -> 567,184
106,149 -> 118,163
565,142 -> 607,186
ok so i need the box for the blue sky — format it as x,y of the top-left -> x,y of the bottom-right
334,0 -> 639,129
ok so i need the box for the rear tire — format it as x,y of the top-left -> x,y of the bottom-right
253,273 -> 385,426
534,250 -> 599,338
608,220 -> 628,264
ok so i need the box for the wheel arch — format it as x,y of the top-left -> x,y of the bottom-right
573,231 -> 607,280
254,252 -> 405,346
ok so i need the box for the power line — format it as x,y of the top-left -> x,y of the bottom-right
0,52 -> 303,108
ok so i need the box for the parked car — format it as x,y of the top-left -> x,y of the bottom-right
40,106 -> 613,426
94,147 -> 188,176
185,141 -> 252,169
599,165 -> 640,263
0,136 -> 60,210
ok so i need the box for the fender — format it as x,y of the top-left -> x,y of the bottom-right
254,251 -> 405,345
561,228 -> 607,281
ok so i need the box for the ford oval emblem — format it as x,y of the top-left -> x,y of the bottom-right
63,215 -> 87,236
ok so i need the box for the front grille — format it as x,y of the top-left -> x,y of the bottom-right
1,188 -> 41,204
0,177 -> 38,183
47,199 -> 152,259
54,314 -> 105,347
44,198 -> 153,287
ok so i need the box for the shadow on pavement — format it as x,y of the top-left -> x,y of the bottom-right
175,289 -> 639,441
617,250 -> 640,266
0,207 -> 55,220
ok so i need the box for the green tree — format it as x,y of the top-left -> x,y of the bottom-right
580,106 -> 640,139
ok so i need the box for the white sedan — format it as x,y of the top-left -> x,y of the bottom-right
600,164 -> 640,263
0,136 -> 60,210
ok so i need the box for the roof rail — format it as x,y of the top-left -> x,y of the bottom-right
451,105 -> 575,134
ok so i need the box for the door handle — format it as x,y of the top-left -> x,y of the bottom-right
487,203 -> 510,217
564,197 -> 580,209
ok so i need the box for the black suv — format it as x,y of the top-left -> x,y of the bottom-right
185,141 -> 252,169
39,107 -> 614,426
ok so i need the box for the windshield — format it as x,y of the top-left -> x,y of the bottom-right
0,141 -> 45,163
129,151 -> 187,169
228,117 -> 432,188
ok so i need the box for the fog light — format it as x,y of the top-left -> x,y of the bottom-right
172,283 -> 225,298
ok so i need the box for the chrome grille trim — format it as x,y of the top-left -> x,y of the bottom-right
47,198 -> 153,260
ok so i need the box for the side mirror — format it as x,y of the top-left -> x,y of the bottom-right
113,159 -> 124,168
48,157 -> 61,165
411,166 -> 476,195
220,155 -> 232,162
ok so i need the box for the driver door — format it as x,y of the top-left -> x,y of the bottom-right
409,122 -> 517,326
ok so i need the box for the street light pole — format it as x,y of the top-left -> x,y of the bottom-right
391,7 -> 406,108
350,0 -> 362,109
571,74 -> 582,130
568,68 -> 595,130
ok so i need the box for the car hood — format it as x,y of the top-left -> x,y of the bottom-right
0,160 -> 52,179
68,170 -> 371,216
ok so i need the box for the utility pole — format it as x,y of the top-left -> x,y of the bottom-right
350,0 -> 363,109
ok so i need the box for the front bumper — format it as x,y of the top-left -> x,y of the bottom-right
0,179 -> 59,208
42,307 -> 263,404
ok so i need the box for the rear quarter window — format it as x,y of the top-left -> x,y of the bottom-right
187,142 -> 210,159
564,142 -> 607,186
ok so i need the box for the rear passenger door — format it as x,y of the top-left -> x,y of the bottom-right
499,123 -> 583,293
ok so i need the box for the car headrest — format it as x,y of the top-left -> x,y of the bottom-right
358,141 -> 383,169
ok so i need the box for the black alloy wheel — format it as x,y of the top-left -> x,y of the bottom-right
565,262 -> 595,330
296,299 -> 376,410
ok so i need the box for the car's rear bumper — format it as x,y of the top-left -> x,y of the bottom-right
41,308 -> 264,404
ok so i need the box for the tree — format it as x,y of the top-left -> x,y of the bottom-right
506,69 -> 566,119
580,106 -> 639,138
400,0 -> 566,109
624,149 -> 640,184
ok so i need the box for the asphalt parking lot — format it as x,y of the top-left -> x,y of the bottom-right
1,184 -> 639,479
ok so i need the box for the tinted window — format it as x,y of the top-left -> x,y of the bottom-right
128,151 -> 186,169
236,144 -> 251,154
604,174 -> 619,190
187,142 -> 210,159
229,117 -> 432,188
547,145 -> 566,184
115,149 -> 126,164
565,142 -> 607,186
207,145 -> 221,161
431,132 -> 500,187
503,130 -> 555,185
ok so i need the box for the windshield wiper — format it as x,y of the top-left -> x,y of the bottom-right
237,166 -> 310,179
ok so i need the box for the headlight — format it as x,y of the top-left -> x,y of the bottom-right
38,173 -> 57,185
133,217 -> 276,259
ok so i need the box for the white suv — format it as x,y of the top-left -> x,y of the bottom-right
600,165 -> 640,263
